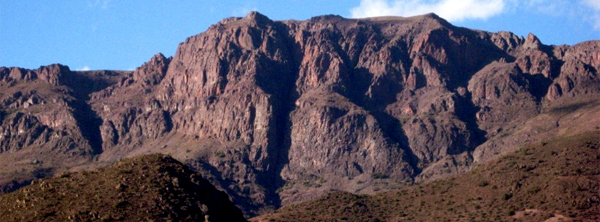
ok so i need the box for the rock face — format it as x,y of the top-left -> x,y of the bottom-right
0,64 -> 126,193
1,12 -> 599,216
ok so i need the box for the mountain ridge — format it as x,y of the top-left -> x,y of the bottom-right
0,12 -> 599,216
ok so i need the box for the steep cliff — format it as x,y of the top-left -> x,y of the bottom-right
1,12 -> 599,216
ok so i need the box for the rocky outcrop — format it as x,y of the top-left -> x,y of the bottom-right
0,64 -> 127,193
546,41 -> 600,101
0,113 -> 51,153
1,12 -> 599,216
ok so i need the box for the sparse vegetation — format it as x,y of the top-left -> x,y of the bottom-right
0,154 -> 246,222
477,180 -> 489,187
371,173 -> 389,179
527,185 -> 541,194
215,151 -> 226,158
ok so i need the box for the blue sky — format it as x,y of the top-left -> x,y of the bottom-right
1,0 -> 599,71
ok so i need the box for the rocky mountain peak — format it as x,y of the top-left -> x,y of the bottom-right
245,11 -> 273,25
149,52 -> 169,65
415,12 -> 451,26
132,52 -> 170,86
422,12 -> 442,19
0,67 -> 35,82
0,64 -> 72,84
524,33 -> 542,49
37,63 -> 71,85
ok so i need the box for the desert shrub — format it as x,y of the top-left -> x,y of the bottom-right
214,152 -> 225,158
372,173 -> 389,179
527,185 -> 541,194
507,206 -> 516,216
477,180 -> 489,187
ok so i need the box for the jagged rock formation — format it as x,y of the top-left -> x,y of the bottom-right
0,154 -> 246,221
1,12 -> 599,216
0,64 -> 126,193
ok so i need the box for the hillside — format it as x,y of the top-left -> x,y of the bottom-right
0,154 -> 246,222
253,131 -> 600,221
0,11 -> 599,215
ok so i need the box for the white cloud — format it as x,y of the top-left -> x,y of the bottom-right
516,0 -> 570,15
350,0 -> 506,22
591,14 -> 600,30
582,0 -> 600,29
350,0 -> 600,31
528,0 -> 600,31
78,66 -> 91,71
583,0 -> 600,10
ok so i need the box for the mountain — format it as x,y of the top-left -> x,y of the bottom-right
0,65 -> 127,193
0,11 -> 599,216
0,154 -> 246,221
252,131 -> 600,221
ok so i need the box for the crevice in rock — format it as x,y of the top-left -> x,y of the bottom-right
522,73 -> 553,102
162,111 -> 173,132
454,91 -> 487,154
68,96 -> 104,155
328,26 -> 418,176
250,21 -> 302,212
370,110 -> 421,176
271,22 -> 302,211
63,71 -> 126,155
